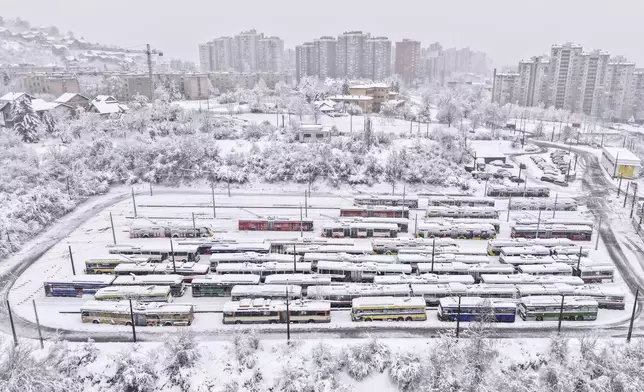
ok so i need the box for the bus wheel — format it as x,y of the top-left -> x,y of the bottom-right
405,317 -> 413,322
536,316 -> 543,321
577,316 -> 584,321
397,317 -> 404,322
235,320 -> 242,325
92,320 -> 100,324
365,318 -> 372,322
307,319 -> 315,324
125,322 -> 132,326
164,322 -> 172,326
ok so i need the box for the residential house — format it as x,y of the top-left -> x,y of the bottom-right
0,92 -> 34,127
88,95 -> 129,116
55,93 -> 90,109
295,124 -> 330,142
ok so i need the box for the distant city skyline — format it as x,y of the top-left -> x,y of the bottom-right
3,0 -> 644,68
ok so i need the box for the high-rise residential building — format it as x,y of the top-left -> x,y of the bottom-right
284,48 -> 296,73
198,43 -> 214,72
395,39 -> 421,82
313,36 -> 337,79
337,31 -> 369,79
605,56 -> 636,120
492,71 -> 520,105
212,37 -> 235,71
234,29 -> 262,72
363,37 -> 391,80
546,42 -> 584,110
576,50 -> 610,116
295,42 -> 316,82
258,36 -> 284,72
517,56 -> 549,107
632,69 -> 644,121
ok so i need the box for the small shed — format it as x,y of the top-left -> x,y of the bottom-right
296,124 -> 330,142
601,147 -> 641,179
469,140 -> 508,163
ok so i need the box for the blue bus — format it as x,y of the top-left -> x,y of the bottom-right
43,276 -> 117,297
437,297 -> 516,323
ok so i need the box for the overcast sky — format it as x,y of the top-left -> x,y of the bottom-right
3,0 -> 644,68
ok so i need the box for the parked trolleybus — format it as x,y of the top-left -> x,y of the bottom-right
509,197 -> 578,211
425,206 -> 499,219
322,222 -> 399,238
238,218 -> 314,232
373,274 -> 476,285
80,301 -> 194,326
480,274 -> 585,286
94,285 -> 172,302
215,262 -> 313,281
315,260 -> 411,282
371,238 -> 458,254
427,196 -> 495,207
487,185 -> 550,198
230,284 -> 302,301
351,296 -> 427,322
516,263 -> 572,276
107,244 -> 201,262
43,276 -> 116,297
340,205 -> 409,219
572,286 -> 625,309
285,244 -> 374,255
518,296 -> 598,321
113,262 -> 209,282
129,222 -> 213,239
511,225 -> 593,241
306,284 -> 411,307
486,238 -> 575,255
264,274 -> 332,288
572,263 -> 615,283
303,252 -> 397,265
85,255 -> 152,274
416,222 -> 496,240
354,195 -> 419,209
111,275 -> 185,297
208,252 -> 295,271
500,246 -> 551,257
437,297 -> 517,322
191,275 -> 261,297
267,237 -> 355,253
341,217 -> 409,233
210,242 -> 271,254
223,298 -> 331,324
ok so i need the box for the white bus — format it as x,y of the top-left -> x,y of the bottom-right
427,196 -> 496,207
425,206 -> 499,220
516,263 -> 572,276
210,242 -> 271,254
113,262 -> 210,282
340,217 -> 410,233
315,260 -> 411,282
516,284 -> 575,298
464,284 -> 518,300
518,296 -> 598,321
264,274 -> 332,288
191,275 -> 261,297
321,222 -> 399,239
371,237 -> 458,254
81,301 -> 194,326
409,283 -> 468,306
215,262 -> 313,281
354,195 -> 419,208
285,244 -> 374,255
480,274 -> 585,286
223,298 -> 331,324
306,283 -> 411,307
44,275 -> 116,297
486,238 -> 575,255
230,284 -> 302,301
351,296 -> 427,322
209,252 -> 295,271
111,275 -> 185,297
108,244 -> 201,262
468,264 -> 517,283
508,198 -> 577,211
572,263 -> 615,283
417,262 -> 471,275
500,246 -> 551,257
94,285 -> 172,302
129,222 -> 213,239
267,237 -> 355,253
500,255 -> 557,266
303,252 -> 397,264
417,222 -> 496,240
373,273 -> 475,285
515,218 -> 595,227
572,286 -> 625,309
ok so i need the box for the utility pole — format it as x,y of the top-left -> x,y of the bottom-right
431,237 -> 436,272
305,190 -> 308,218
145,44 -> 162,93
552,194 -> 558,218
506,195 -> 512,222
455,296 -> 462,339
630,184 -> 638,218
402,183 -> 406,209
639,203 -> 644,226
170,239 -> 177,273
535,209 -> 542,239
575,247 -> 583,277
557,295 -> 565,333
286,287 -> 291,342
149,183 -> 153,196
617,174 -> 624,196
7,300 -> 18,346
68,245 -> 76,275
595,217 -> 602,250
109,212 -> 117,245
626,289 -> 639,343
624,182 -> 630,208
131,188 -> 137,218
293,245 -> 297,272
484,177 -> 489,195
192,212 -> 196,232
129,299 -> 137,342
32,300 -> 44,349
414,214 -> 418,237
300,205 -> 303,238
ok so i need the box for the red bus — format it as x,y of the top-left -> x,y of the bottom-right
340,206 -> 409,218
238,219 -> 314,232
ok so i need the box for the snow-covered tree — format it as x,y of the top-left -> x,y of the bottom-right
163,330 -> 201,392
341,79 -> 350,95
12,98 -> 42,143
380,102 -> 398,124
2,71 -> 10,86
309,102 -> 322,124
347,104 -> 363,133
436,91 -> 463,127
289,95 -> 308,120
108,344 -> 159,392
389,352 -> 423,392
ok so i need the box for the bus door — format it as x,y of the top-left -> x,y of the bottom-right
367,229 -> 374,237
279,311 -> 288,323
134,313 -> 148,326
324,228 -> 333,237
268,221 -> 275,231
348,228 -> 356,238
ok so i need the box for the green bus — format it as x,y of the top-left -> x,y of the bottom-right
519,296 -> 598,321
191,274 -> 260,297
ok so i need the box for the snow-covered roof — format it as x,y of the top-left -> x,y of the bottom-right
328,95 -> 373,101
55,93 -> 89,103
350,83 -> 390,89
299,124 -> 324,131
31,99 -> 60,112
90,101 -> 127,114
93,95 -> 118,104
0,92 -> 29,102
469,140 -> 510,159
602,147 -> 640,165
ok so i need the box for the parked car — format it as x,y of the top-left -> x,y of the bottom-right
509,176 -> 525,184
554,180 -> 569,187
519,163 -> 527,170
493,170 -> 512,179
489,160 -> 505,167
541,176 -> 555,183
501,163 -> 514,169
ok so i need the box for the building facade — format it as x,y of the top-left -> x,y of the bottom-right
492,72 -> 520,106
337,31 -> 369,79
363,37 -> 391,80
314,36 -> 337,79
295,42 -> 316,82
258,36 -> 284,73
546,42 -> 584,110
605,57 -> 636,121
395,39 -> 421,82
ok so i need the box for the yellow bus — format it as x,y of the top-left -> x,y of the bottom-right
223,298 -> 331,324
93,285 -> 172,302
80,301 -> 194,326
84,255 -> 152,274
351,296 -> 427,322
